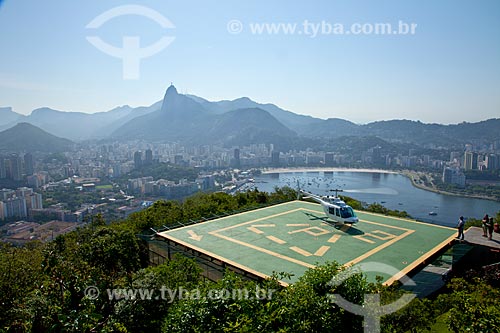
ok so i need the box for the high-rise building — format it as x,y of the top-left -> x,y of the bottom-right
0,201 -> 5,220
442,167 -> 466,187
27,193 -> 43,210
112,163 -> 122,177
271,151 -> 280,167
145,149 -> 153,165
16,187 -> 33,198
0,157 -> 5,179
134,151 -> 142,169
24,153 -> 34,176
324,153 -> 335,166
3,159 -> 12,179
27,175 -> 41,188
486,154 -> 498,170
464,152 -> 478,170
232,148 -> 241,168
174,155 -> 183,165
9,154 -> 23,181
4,197 -> 27,219
450,151 -> 461,163
0,189 -> 15,201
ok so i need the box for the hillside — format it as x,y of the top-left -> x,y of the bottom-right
1,86 -> 498,147
0,122 -> 74,152
112,86 -> 298,146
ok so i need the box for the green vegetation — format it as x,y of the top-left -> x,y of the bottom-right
464,170 -> 500,181
1,188 -> 499,332
43,186 -> 105,211
341,196 -> 411,218
126,186 -> 297,233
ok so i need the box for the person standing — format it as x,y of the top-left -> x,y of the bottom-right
487,217 -> 494,240
482,214 -> 489,237
457,216 -> 465,240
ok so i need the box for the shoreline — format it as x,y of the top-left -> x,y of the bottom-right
261,167 -> 396,174
259,167 -> 498,202
401,170 -> 498,202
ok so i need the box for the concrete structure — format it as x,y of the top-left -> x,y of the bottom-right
24,153 -> 34,176
157,201 -> 457,286
442,167 -> 466,187
464,151 -> 478,170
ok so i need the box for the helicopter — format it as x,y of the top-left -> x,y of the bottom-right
299,187 -> 359,225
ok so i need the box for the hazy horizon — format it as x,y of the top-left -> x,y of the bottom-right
0,0 -> 499,124
1,86 -> 499,126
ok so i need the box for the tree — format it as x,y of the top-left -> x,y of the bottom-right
436,278 -> 500,333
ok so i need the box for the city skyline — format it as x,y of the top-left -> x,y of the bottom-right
0,0 -> 499,124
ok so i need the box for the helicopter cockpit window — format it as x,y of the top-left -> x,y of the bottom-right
340,207 -> 356,218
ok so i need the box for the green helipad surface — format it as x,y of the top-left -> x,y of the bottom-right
157,201 -> 457,285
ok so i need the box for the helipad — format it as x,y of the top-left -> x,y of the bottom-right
157,201 -> 457,285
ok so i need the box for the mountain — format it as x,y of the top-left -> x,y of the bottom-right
364,119 -> 500,145
96,102 -> 162,136
205,108 -> 297,145
299,118 -> 360,138
0,102 -> 161,141
186,95 -> 322,132
0,123 -> 74,152
27,106 -> 139,141
0,107 -> 26,131
112,85 -> 212,142
3,86 -> 499,148
113,86 -> 298,146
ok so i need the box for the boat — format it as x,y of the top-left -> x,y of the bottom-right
429,211 -> 437,216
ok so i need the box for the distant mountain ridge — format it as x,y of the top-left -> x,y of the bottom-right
1,85 -> 499,147
111,86 -> 297,146
0,122 -> 73,152
0,103 -> 160,141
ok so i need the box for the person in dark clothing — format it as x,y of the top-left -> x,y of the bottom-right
487,217 -> 494,240
457,216 -> 465,240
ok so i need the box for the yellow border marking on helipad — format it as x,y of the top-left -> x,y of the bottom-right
344,228 -> 415,268
382,232 -> 457,285
358,210 -> 457,230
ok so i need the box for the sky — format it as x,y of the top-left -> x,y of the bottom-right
0,0 -> 499,124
